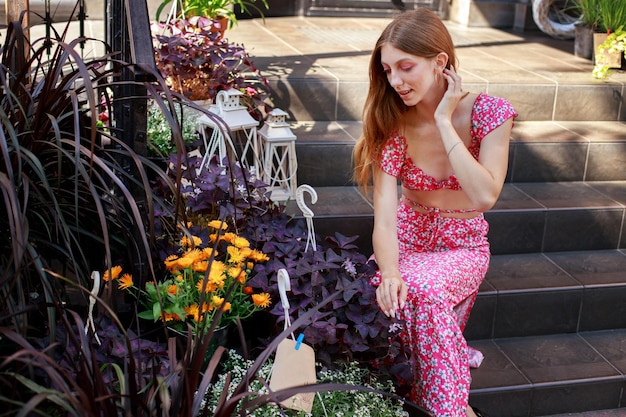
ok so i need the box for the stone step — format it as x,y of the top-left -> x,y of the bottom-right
284,180 -> 626,256
469,329 -> 626,416
227,17 -> 626,124
290,121 -> 626,188
467,250 -> 626,341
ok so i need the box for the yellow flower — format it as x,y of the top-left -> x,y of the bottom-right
185,304 -> 201,321
211,296 -> 231,312
232,236 -> 250,249
239,247 -> 253,259
222,232 -> 237,244
252,293 -> 271,308
176,253 -> 195,269
185,248 -> 206,264
208,261 -> 226,281
167,284 -> 178,295
118,273 -> 133,290
203,247 -> 218,259
161,312 -> 182,322
228,266 -> 246,283
227,246 -> 246,264
103,265 -> 122,281
193,260 -> 209,273
208,220 -> 228,230
177,221 -> 193,230
249,249 -> 269,262
164,255 -> 180,272
196,279 -> 217,293
209,271 -> 226,289
181,235 -> 202,249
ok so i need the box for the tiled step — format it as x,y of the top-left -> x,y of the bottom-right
469,329 -> 626,416
284,181 -> 626,256
227,17 -> 626,124
291,121 -> 626,188
466,250 -> 626,341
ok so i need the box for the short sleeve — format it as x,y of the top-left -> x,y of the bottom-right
379,132 -> 405,178
472,94 -> 517,141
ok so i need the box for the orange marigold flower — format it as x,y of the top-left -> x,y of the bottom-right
209,273 -> 226,289
239,247 -> 253,259
208,233 -> 218,243
252,293 -> 271,308
176,253 -> 195,269
193,260 -> 209,273
200,301 -> 213,313
227,246 -> 245,264
103,265 -> 122,281
228,266 -> 246,283
208,261 -> 226,280
243,286 -> 254,295
181,235 -> 203,249
164,255 -> 180,272
222,232 -> 237,244
208,220 -> 228,230
182,249 -> 205,268
203,247 -> 218,259
167,284 -> 178,295
232,236 -> 250,249
118,273 -> 133,290
196,279 -> 217,293
185,304 -> 201,322
161,312 -> 182,322
211,296 -> 231,312
249,250 -> 270,262
177,221 -> 193,230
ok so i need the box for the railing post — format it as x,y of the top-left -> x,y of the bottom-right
106,0 -> 157,286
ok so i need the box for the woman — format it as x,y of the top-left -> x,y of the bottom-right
353,8 -> 516,417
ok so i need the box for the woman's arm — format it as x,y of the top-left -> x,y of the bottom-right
439,119 -> 513,211
372,169 -> 407,317
435,66 -> 513,211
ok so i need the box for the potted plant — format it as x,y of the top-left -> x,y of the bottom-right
592,0 -> 626,77
146,98 -> 200,158
151,17 -> 273,119
156,0 -> 269,35
593,26 -> 626,79
571,0 -> 601,59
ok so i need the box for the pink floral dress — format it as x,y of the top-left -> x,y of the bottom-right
370,93 -> 517,416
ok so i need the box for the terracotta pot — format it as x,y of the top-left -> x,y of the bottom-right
211,16 -> 229,38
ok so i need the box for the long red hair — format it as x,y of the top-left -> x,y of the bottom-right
352,8 -> 457,193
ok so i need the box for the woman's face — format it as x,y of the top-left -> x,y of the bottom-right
380,44 -> 439,106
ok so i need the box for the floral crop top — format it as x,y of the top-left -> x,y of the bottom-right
379,93 -> 517,191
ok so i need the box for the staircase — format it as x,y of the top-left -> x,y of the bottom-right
227,15 -> 626,417
304,0 -> 443,18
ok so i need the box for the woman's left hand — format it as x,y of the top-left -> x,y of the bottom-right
434,65 -> 466,123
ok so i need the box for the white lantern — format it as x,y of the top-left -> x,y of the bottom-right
196,88 -> 261,173
258,108 -> 298,202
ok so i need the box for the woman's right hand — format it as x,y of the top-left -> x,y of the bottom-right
376,275 -> 407,318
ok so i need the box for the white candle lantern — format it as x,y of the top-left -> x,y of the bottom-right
196,88 -> 261,173
258,108 -> 298,202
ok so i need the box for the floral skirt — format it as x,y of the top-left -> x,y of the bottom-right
370,201 -> 490,416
